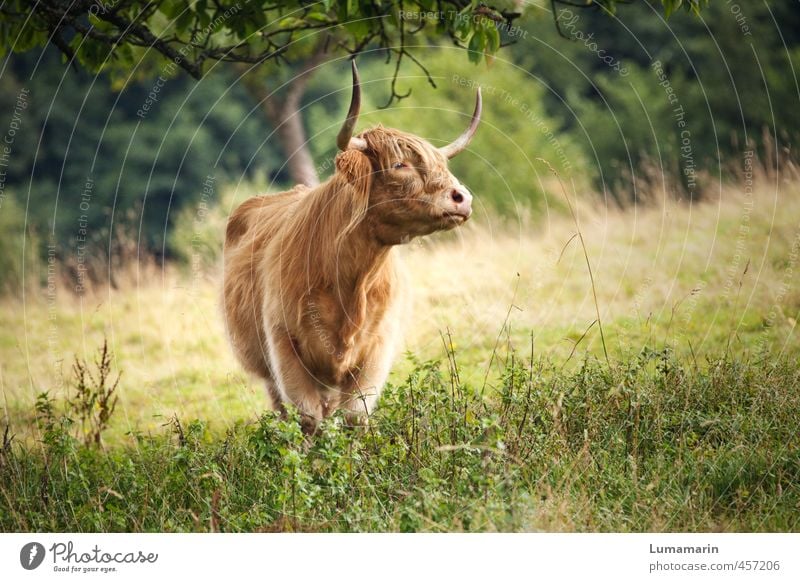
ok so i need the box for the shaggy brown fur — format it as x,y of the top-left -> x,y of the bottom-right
223,126 -> 473,432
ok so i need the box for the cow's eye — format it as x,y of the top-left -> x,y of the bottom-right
392,161 -> 408,170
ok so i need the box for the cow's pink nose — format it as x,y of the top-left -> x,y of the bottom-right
449,186 -> 472,217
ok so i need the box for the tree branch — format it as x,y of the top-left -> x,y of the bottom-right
1,0 -> 527,81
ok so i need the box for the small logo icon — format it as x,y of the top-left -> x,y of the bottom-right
20,542 -> 46,570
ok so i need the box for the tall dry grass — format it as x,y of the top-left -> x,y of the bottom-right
1,165 -> 799,442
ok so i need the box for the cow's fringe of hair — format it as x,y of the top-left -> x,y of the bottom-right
365,125 -> 451,191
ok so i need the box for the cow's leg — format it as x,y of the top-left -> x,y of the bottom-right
266,328 -> 327,433
264,377 -> 286,416
340,382 -> 378,427
339,337 -> 394,425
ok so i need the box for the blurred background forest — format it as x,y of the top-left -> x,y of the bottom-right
1,1 -> 798,294
3,2 -> 800,533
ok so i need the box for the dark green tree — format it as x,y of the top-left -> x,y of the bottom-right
1,1 -> 707,184
512,1 -> 798,204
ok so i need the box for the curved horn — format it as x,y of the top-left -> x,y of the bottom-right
336,60 -> 367,151
439,87 -> 482,159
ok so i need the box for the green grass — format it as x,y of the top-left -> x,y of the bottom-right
1,175 -> 799,531
1,346 -> 798,532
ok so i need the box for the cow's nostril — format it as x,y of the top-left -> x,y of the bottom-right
451,190 -> 464,204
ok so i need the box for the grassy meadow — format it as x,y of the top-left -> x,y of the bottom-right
1,172 -> 799,531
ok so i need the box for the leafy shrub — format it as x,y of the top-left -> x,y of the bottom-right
32,339 -> 120,451
68,339 -> 120,447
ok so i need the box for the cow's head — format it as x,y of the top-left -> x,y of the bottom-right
334,61 -> 481,245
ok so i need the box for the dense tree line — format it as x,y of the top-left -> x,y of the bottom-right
5,1 -> 799,290
516,2 -> 800,204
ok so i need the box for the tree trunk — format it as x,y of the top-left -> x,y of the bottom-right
236,49 -> 326,187
261,89 -> 319,187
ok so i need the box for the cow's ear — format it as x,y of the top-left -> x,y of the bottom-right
335,149 -> 372,194
333,149 -> 373,235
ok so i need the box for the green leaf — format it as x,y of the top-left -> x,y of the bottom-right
485,23 -> 500,54
159,0 -> 186,20
278,16 -> 305,28
467,30 -> 485,64
344,19 -> 369,39
455,13 -> 471,40
662,0 -> 682,18
13,23 -> 45,53
197,9 -> 212,29
175,9 -> 194,34
305,12 -> 332,23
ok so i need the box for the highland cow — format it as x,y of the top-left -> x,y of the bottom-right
223,61 -> 481,432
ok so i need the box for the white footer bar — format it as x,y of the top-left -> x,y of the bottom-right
2,533 -> 797,581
